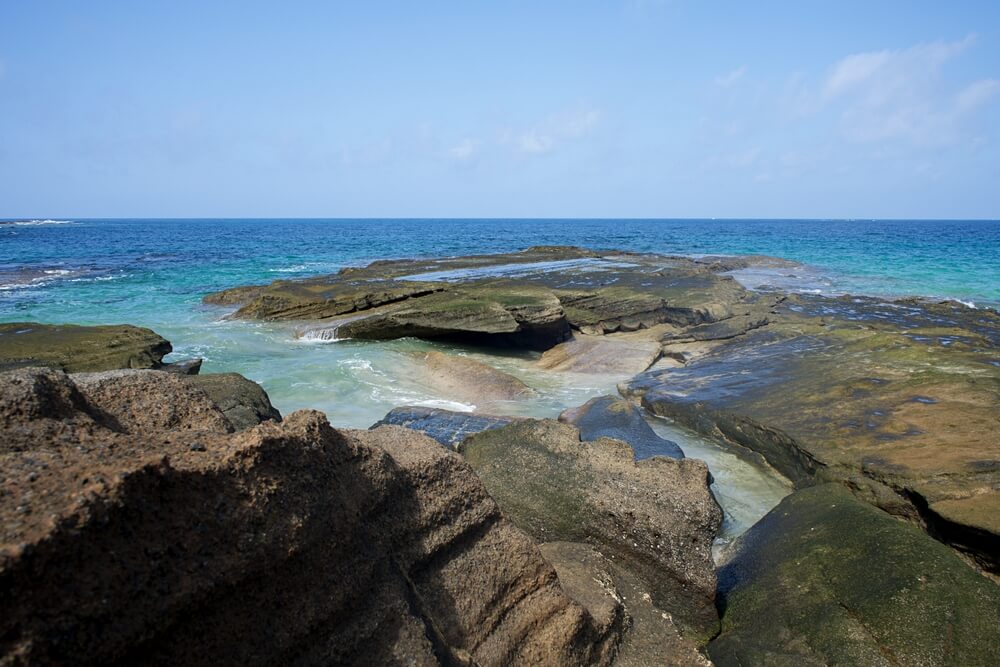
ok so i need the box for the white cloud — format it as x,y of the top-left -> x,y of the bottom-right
517,131 -> 555,155
715,65 -> 747,87
511,108 -> 603,155
956,79 -> 1000,112
809,35 -> 997,145
448,138 -> 479,161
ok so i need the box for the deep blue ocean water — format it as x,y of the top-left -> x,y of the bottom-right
2,217 -> 995,536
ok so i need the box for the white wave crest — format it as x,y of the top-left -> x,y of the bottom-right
4,219 -> 74,226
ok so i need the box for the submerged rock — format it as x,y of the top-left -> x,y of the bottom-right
412,350 -> 535,407
560,395 -> 684,460
0,322 -> 171,372
374,405 -> 518,449
710,484 -> 1000,666
0,368 -> 623,666
458,419 -> 722,642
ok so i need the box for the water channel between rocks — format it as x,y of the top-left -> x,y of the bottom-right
187,317 -> 792,547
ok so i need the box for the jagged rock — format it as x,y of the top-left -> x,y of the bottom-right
458,419 -> 722,642
411,351 -> 534,407
709,484 -> 1000,667
0,368 -> 623,666
183,372 -> 282,430
0,322 -> 171,372
538,334 -> 662,375
560,395 -> 684,460
375,406 -> 519,449
626,293 -> 1000,574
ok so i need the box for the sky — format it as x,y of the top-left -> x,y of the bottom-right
1,1 -> 999,219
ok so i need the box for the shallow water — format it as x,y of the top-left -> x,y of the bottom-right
645,417 -> 792,541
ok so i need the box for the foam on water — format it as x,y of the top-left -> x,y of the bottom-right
1,219 -> 75,226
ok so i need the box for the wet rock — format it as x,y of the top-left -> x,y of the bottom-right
183,372 -> 282,431
0,322 -> 171,372
412,350 -> 535,407
0,371 -> 622,666
375,406 -> 518,449
458,419 -> 722,642
625,293 -> 1000,574
560,395 -> 684,460
709,484 -> 1000,667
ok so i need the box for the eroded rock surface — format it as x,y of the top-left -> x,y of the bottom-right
0,368 -> 623,666
458,419 -> 722,643
709,484 -> 1000,667
0,322 -> 172,372
626,293 -> 1000,574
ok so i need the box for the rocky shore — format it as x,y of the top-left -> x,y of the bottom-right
3,246 -> 998,665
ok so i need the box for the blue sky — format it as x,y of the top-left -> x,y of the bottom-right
1,1 -> 998,218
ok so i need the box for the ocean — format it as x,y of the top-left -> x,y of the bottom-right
3,217 -> 996,536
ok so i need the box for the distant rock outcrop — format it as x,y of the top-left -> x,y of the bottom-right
203,247 -> 757,350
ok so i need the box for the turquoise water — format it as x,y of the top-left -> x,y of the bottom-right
4,217 -> 993,538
